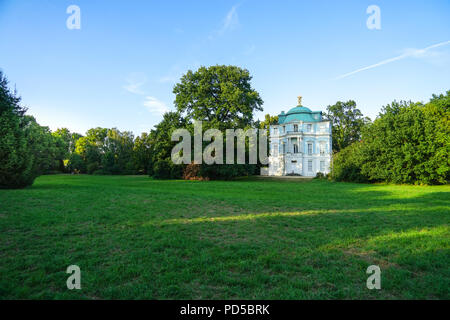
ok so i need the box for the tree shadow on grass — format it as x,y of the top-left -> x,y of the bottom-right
133,182 -> 449,298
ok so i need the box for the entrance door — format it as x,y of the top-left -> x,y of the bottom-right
287,160 -> 302,175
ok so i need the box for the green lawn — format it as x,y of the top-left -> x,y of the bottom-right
0,175 -> 448,299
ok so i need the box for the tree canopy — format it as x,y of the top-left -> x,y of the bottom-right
173,65 -> 263,130
325,100 -> 371,152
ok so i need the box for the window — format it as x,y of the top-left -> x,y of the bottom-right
293,124 -> 298,132
282,126 -> 286,134
320,161 -> 325,172
307,124 -> 312,132
308,160 -> 313,172
282,143 -> 286,154
320,143 -> 325,156
273,127 -> 278,135
320,124 -> 325,132
307,143 -> 313,155
272,144 -> 278,156
293,144 -> 298,153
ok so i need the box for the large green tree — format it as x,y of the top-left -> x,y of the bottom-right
102,128 -> 135,174
24,116 -> 60,175
173,65 -> 263,130
70,127 -> 137,174
0,71 -> 34,188
325,100 -> 370,152
162,65 -> 265,180
51,128 -> 82,172
149,112 -> 186,178
0,71 -> 60,187
259,114 -> 278,131
133,132 -> 152,174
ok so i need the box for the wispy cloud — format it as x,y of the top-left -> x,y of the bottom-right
221,4 -> 239,34
143,96 -> 169,115
335,40 -> 450,80
123,72 -> 169,115
123,72 -> 147,95
209,4 -> 240,39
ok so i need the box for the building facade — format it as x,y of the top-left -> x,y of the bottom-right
268,97 -> 332,176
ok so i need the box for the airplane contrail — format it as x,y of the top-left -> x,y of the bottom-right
334,40 -> 450,80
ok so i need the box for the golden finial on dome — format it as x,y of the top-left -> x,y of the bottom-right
297,96 -> 302,106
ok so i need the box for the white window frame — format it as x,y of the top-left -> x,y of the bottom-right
307,143 -> 313,155
320,160 -> 325,172
307,124 -> 312,132
272,143 -> 278,156
320,142 -> 326,156
308,160 -> 313,172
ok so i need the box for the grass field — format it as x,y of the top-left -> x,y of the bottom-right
0,175 -> 448,299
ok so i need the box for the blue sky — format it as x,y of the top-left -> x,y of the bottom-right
1,0 -> 449,135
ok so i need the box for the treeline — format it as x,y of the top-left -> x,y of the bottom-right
0,66 -> 266,188
2,66 -> 448,188
329,93 -> 449,185
54,127 -> 152,175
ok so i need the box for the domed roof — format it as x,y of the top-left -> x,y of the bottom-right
278,105 -> 322,124
286,106 -> 312,114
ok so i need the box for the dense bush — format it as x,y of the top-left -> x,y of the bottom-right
314,172 -> 330,180
87,162 -> 100,175
331,92 -> 450,185
67,153 -> 86,173
330,142 -> 368,183
153,159 -> 176,179
199,164 -> 258,180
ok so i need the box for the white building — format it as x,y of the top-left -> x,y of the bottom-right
268,97 -> 332,176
